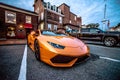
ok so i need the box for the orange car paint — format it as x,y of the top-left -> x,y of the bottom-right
27,30 -> 90,67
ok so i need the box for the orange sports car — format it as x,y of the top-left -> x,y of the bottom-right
27,30 -> 90,67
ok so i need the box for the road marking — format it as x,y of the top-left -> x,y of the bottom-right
100,56 -> 120,63
18,45 -> 27,80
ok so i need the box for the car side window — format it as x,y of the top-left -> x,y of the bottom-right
81,28 -> 89,33
90,29 -> 100,33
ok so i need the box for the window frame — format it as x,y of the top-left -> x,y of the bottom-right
48,24 -> 52,30
54,25 -> 57,31
5,11 -> 16,24
26,16 -> 31,24
59,17 -> 62,23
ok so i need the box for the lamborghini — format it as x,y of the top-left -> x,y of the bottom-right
27,30 -> 90,67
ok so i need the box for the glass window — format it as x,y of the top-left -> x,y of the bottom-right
81,28 -> 89,32
48,24 -> 51,30
26,16 -> 31,23
47,2 -> 51,9
7,27 -> 16,37
54,25 -> 57,31
58,8 -> 61,14
40,23 -> 44,30
5,11 -> 16,24
43,2 -> 47,8
53,5 -> 57,11
59,17 -> 62,23
90,29 -> 99,33
75,16 -> 77,21
41,12 -> 44,20
42,31 -> 56,36
42,31 -> 67,36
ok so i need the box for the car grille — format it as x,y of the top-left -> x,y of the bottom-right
76,55 -> 89,63
50,55 -> 76,63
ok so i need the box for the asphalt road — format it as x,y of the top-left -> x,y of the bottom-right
0,43 -> 120,80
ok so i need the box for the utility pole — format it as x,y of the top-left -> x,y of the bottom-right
102,0 -> 109,31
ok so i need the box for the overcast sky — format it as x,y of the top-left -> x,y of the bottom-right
0,0 -> 120,29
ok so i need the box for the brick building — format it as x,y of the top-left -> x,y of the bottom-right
0,2 -> 38,40
33,0 -> 82,32
0,0 -> 82,40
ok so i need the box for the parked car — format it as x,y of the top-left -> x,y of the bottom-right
70,28 -> 120,47
27,30 -> 90,67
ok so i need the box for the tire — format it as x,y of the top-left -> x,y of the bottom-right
34,40 -> 40,61
104,37 -> 117,47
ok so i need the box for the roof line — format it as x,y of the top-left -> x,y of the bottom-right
0,2 -> 38,16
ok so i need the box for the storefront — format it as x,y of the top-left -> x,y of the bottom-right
24,23 -> 33,37
6,23 -> 33,39
0,2 -> 38,40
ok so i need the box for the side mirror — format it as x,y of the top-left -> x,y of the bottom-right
96,30 -> 100,33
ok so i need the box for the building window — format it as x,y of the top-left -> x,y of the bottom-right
59,17 -> 62,23
26,16 -> 31,24
43,2 -> 47,8
58,8 -> 61,14
53,5 -> 57,11
54,25 -> 57,31
69,20 -> 71,23
48,24 -> 51,30
41,12 -> 44,20
75,16 -> 77,21
47,2 -> 51,9
38,22 -> 44,30
5,11 -> 16,24
7,27 -> 16,37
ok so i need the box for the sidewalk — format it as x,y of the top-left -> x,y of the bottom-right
0,39 -> 27,45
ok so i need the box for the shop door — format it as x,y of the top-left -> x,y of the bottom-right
16,29 -> 26,39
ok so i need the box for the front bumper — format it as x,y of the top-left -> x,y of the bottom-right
40,47 -> 90,67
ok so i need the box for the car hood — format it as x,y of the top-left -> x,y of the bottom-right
42,35 -> 85,47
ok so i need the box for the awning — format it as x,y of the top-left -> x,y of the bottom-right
24,23 -> 32,28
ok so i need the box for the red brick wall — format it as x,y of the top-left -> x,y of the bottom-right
70,12 -> 77,25
0,7 -> 5,23
77,17 -> 82,26
59,4 -> 70,24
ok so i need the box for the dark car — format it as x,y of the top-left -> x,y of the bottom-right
70,28 -> 120,47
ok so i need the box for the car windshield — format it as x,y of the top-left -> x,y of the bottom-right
42,31 -> 67,36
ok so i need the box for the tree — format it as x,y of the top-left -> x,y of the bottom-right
86,23 -> 99,28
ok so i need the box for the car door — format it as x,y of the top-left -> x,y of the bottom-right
80,28 -> 91,39
89,28 -> 103,41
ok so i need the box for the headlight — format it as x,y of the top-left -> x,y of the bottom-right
48,42 -> 65,49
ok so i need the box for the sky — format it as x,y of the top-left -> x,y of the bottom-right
0,0 -> 120,29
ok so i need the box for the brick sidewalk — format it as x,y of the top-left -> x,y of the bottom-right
0,39 -> 27,45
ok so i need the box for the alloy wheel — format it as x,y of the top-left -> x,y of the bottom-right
104,37 -> 116,47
